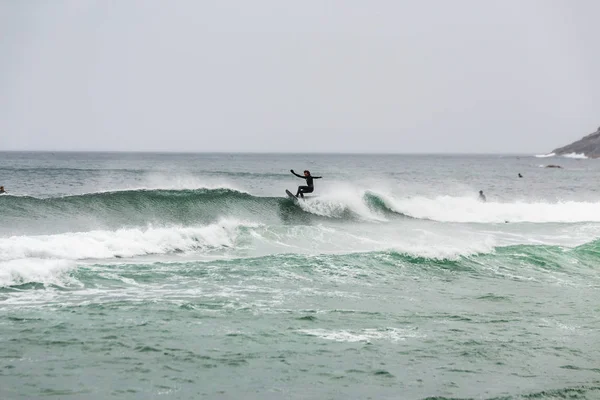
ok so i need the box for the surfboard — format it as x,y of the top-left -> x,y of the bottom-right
285,189 -> 298,201
285,190 -> 315,201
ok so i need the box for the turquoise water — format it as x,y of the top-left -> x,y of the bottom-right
1,152 -> 599,399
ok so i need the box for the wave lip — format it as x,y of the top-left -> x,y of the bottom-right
297,192 -> 387,222
535,153 -> 555,158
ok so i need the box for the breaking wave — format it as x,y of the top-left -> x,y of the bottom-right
0,219 -> 253,262
534,152 -> 589,159
372,194 -> 600,223
2,234 -> 600,288
561,152 -> 588,159
3,189 -> 600,233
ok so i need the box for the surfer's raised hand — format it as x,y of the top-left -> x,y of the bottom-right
290,169 -> 294,173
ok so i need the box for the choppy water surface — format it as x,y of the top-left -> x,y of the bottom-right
1,152 -> 599,399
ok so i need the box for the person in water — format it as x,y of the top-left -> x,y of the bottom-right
291,169 -> 322,198
478,190 -> 486,202
0,186 -> 5,194
518,173 -> 523,178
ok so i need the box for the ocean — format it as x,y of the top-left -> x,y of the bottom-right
0,152 -> 599,400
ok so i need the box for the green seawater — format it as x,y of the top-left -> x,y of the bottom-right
0,153 -> 599,399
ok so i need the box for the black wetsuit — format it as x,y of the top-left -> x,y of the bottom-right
292,171 -> 322,197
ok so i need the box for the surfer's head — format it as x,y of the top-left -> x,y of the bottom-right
479,190 -> 483,194
304,170 -> 310,176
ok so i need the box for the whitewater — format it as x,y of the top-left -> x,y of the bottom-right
1,152 -> 599,400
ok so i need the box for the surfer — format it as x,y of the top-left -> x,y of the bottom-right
478,190 -> 486,202
518,173 -> 523,178
0,186 -> 5,194
291,169 -> 321,198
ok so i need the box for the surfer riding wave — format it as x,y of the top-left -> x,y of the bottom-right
291,169 -> 322,198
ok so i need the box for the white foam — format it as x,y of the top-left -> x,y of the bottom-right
297,184 -> 386,221
0,259 -> 76,287
246,222 -> 497,260
0,217 -> 499,269
299,327 -> 422,343
0,219 -> 256,262
380,195 -> 600,223
535,153 -> 555,158
561,153 -> 588,159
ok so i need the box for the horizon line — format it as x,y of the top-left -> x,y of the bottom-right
0,150 -> 542,156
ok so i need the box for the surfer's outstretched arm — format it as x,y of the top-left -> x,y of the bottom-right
313,176 -> 322,179
290,170 -> 304,178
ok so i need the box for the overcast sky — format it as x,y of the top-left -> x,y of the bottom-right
1,0 -> 599,153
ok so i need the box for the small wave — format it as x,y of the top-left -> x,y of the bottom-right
561,152 -> 588,159
535,153 -> 555,158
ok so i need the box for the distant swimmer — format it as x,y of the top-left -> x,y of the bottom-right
478,190 -> 486,202
0,186 -> 5,194
518,173 -> 523,178
291,169 -> 321,198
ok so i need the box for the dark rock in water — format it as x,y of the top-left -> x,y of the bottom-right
552,126 -> 600,158
545,165 -> 562,169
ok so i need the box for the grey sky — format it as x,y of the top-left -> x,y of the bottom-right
1,0 -> 599,153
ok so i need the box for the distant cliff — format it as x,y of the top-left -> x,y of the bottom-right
552,126 -> 600,158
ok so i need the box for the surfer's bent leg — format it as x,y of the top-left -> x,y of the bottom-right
296,186 -> 312,198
